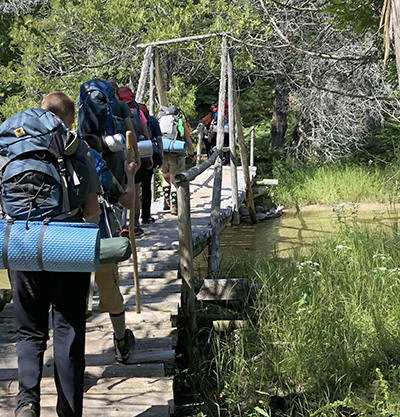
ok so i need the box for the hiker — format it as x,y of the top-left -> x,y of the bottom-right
199,104 -> 218,158
77,79 -> 141,238
106,80 -> 141,193
158,105 -> 195,215
200,101 -> 230,163
83,133 -> 137,364
118,86 -> 153,236
4,92 -> 102,417
138,103 -> 164,224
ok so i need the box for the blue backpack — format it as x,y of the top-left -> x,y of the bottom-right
78,79 -> 116,137
0,108 -> 81,221
90,148 -> 113,192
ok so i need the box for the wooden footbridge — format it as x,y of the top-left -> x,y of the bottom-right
0,160 -> 257,416
0,32 -> 261,417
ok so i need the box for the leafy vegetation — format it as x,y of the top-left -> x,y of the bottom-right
178,208 -> 400,416
268,163 -> 399,208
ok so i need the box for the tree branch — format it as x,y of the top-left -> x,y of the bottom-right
259,0 -> 379,62
308,73 -> 396,101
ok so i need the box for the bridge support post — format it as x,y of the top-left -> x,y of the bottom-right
177,180 -> 197,333
227,44 -> 240,225
208,35 -> 228,279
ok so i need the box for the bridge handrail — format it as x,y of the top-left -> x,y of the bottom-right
175,149 -> 220,183
190,124 -> 255,167
175,123 -> 255,331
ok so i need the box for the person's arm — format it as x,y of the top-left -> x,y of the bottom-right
156,135 -> 164,166
82,192 -> 100,219
185,136 -> 195,162
118,161 -> 136,209
123,117 -> 141,167
183,123 -> 195,162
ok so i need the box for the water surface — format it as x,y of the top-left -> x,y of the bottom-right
195,204 -> 398,277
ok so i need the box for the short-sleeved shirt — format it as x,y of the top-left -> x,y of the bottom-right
139,109 -> 147,125
147,115 -> 162,139
113,100 -> 132,120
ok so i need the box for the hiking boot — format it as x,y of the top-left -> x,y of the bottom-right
171,203 -> 178,216
163,199 -> 170,211
114,329 -> 135,363
16,405 -> 37,417
142,217 -> 155,224
134,227 -> 144,237
119,226 -> 130,239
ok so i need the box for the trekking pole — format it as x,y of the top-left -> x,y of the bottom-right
126,130 -> 141,313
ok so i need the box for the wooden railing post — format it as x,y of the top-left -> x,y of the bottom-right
234,89 -> 257,224
227,45 -> 240,225
176,180 -> 197,332
208,35 -> 228,279
196,127 -> 203,166
154,48 -> 168,107
135,46 -> 153,103
250,128 -> 255,167
149,51 -> 155,116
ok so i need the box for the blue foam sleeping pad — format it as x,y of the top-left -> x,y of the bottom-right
162,138 -> 187,153
0,220 -> 100,272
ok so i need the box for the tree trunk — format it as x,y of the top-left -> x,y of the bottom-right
270,73 -> 289,148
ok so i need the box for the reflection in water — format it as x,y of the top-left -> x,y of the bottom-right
195,206 -> 399,278
219,211 -> 334,267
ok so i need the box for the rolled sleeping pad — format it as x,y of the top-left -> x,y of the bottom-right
0,220 -> 100,272
162,138 -> 187,153
137,140 -> 153,158
212,124 -> 230,133
103,133 -> 126,152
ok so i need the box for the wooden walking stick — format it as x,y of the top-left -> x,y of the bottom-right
126,130 -> 141,313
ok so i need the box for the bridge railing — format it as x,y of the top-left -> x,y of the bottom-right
190,124 -> 255,167
175,125 -> 254,331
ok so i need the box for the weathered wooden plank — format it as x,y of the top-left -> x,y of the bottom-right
213,320 -> 249,332
114,283 -> 182,295
0,392 -> 174,409
0,405 -> 172,417
0,376 -> 173,396
86,311 -> 171,329
0,363 -> 165,381
120,270 -> 179,279
0,348 -> 175,369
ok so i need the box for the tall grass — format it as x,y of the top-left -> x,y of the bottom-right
183,213 -> 400,416
271,163 -> 398,207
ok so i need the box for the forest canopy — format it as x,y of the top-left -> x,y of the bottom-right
0,0 -> 398,163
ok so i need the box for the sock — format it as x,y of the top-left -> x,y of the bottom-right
171,191 -> 177,205
110,311 -> 126,340
163,186 -> 170,201
134,213 -> 140,228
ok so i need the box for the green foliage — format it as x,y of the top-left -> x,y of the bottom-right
0,0 -> 265,122
166,76 -> 197,119
201,215 -> 400,415
239,79 -> 274,127
358,117 -> 400,165
270,163 -> 399,208
325,0 -> 382,34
